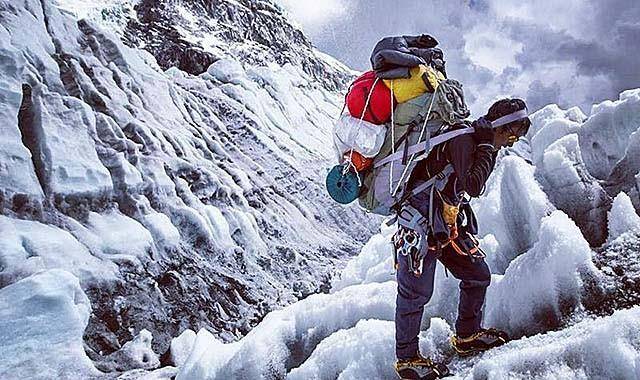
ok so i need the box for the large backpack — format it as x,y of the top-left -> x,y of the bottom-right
358,79 -> 472,216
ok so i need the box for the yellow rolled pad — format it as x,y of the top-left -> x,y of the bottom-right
384,65 -> 445,103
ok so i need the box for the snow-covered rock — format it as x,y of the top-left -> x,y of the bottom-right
95,329 -> 161,372
0,269 -> 100,379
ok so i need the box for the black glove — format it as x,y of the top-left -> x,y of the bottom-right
472,117 -> 494,145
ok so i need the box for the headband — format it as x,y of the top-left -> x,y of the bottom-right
490,109 -> 529,129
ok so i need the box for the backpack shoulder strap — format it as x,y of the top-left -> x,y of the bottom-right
374,127 -> 473,168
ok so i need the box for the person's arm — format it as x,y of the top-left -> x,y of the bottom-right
448,134 -> 496,197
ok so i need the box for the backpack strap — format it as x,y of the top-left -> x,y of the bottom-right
374,127 -> 474,168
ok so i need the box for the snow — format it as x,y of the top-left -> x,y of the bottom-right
0,269 -> 100,379
287,318 -> 452,380
466,307 -> 640,379
0,215 -> 118,287
331,223 -> 396,291
608,192 -> 640,241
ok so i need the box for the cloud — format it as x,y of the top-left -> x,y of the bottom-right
284,0 -> 640,116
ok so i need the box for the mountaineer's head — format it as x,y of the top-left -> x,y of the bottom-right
485,98 -> 531,149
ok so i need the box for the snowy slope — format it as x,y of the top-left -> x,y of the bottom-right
0,0 -> 376,374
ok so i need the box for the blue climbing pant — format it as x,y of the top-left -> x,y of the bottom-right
395,245 -> 491,359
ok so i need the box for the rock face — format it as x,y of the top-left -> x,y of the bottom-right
54,0 -> 353,90
0,0 -> 376,364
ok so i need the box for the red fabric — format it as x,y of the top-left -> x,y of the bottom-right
344,150 -> 374,172
346,71 -> 394,125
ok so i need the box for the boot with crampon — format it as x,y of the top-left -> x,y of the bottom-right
451,328 -> 509,357
394,353 -> 451,379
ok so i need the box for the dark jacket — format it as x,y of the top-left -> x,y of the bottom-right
407,129 -> 497,241
370,35 -> 445,79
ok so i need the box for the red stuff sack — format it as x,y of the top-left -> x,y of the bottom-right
346,71 -> 394,125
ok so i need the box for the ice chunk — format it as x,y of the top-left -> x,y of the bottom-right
85,210 -> 154,260
578,89 -> 640,179
472,156 -> 554,273
0,270 -> 100,379
169,329 -> 197,367
540,134 -> 611,245
0,215 -> 118,287
530,118 -> 581,166
484,211 -> 598,336
206,59 -> 246,84
142,211 -> 181,249
287,318 -> 452,380
607,192 -> 640,241
0,27 -> 43,198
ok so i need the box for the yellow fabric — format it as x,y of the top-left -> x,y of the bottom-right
384,65 -> 445,103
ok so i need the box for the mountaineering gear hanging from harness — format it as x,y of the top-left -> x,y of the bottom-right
393,108 -> 530,276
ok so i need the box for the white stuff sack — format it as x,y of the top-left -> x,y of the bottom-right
332,114 -> 387,160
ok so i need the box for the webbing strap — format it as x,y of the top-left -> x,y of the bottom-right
375,127 -> 474,168
490,109 -> 528,129
408,164 -> 454,197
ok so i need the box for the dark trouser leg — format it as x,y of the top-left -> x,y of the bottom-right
438,246 -> 492,338
395,251 -> 437,360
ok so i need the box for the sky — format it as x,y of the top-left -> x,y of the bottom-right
278,0 -> 640,116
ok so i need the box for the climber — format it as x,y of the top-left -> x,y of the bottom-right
394,99 -> 531,380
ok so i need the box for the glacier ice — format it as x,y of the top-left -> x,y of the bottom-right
483,211 -> 598,336
0,269 -> 100,379
471,155 -> 554,273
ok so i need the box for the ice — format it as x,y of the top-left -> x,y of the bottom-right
331,223 -> 396,291
177,281 -> 397,379
607,192 -> 640,241
578,88 -> 640,180
540,133 -> 611,245
484,211 -> 598,337
169,329 -> 197,367
0,26 -> 43,198
0,269 -> 100,379
0,215 -> 118,287
530,118 -> 581,166
467,307 -> 640,380
472,156 -> 554,273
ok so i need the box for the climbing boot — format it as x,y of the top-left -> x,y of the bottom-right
394,353 -> 450,379
451,328 -> 509,357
